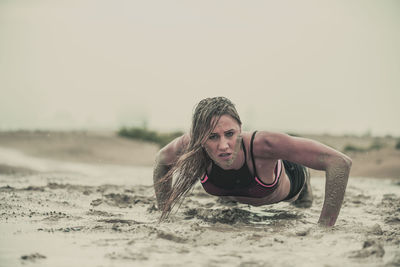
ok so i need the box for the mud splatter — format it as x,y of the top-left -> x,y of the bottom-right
183,207 -> 301,224
156,230 -> 188,243
20,253 -> 46,261
349,239 -> 385,258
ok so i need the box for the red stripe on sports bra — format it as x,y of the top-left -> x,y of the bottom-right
254,160 -> 282,188
201,174 -> 209,184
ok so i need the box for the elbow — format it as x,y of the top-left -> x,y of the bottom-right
156,149 -> 167,164
325,153 -> 352,171
333,154 -> 352,171
343,154 -> 352,169
338,154 -> 352,168
156,147 -> 175,166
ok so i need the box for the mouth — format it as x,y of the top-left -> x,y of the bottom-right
218,152 -> 232,160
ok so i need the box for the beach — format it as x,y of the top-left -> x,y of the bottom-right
1,131 -> 400,267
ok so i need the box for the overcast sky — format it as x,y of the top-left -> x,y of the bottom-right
1,0 -> 399,136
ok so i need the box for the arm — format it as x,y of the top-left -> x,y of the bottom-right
153,134 -> 189,210
254,132 -> 352,227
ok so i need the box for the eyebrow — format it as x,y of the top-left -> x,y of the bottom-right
210,129 -> 235,135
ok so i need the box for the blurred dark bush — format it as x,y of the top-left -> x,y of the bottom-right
118,127 -> 184,148
395,139 -> 400,150
343,139 -> 385,153
343,144 -> 366,153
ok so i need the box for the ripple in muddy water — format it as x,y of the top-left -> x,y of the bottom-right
86,209 -> 118,217
106,250 -> 148,261
349,239 -> 385,258
101,193 -> 154,208
183,207 -> 301,225
156,230 -> 188,243
97,219 -> 141,225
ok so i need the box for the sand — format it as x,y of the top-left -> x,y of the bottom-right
0,131 -> 400,267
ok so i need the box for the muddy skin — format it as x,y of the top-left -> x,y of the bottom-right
203,135 -> 242,169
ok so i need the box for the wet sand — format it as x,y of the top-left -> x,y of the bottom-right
1,131 -> 400,267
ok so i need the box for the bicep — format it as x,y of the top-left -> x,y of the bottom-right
257,132 -> 348,171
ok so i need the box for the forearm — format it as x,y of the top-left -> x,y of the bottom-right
318,158 -> 351,226
153,158 -> 172,210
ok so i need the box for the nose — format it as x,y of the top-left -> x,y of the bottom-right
218,137 -> 229,151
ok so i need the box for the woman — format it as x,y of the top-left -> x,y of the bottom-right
153,97 -> 352,227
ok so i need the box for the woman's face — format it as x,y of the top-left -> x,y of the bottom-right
203,114 -> 242,169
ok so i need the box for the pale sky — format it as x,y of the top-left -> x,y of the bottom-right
1,0 -> 399,136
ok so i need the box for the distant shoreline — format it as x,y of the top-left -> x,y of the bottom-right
0,130 -> 399,179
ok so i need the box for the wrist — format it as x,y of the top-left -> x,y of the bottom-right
318,210 -> 337,227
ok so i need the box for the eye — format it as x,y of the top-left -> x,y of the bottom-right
225,131 -> 234,137
208,134 -> 218,140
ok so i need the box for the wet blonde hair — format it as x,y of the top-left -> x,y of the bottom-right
159,97 -> 242,221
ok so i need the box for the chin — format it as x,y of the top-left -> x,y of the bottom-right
218,157 -> 235,169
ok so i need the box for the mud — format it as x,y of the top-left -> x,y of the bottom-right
1,133 -> 400,267
1,173 -> 400,267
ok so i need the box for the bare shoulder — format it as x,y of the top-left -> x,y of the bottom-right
250,131 -> 293,159
158,133 -> 190,165
250,131 -> 351,170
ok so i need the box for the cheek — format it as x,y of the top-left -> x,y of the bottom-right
203,143 -> 215,155
232,137 -> 240,145
232,134 -> 241,144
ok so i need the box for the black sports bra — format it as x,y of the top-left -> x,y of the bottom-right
200,131 -> 283,198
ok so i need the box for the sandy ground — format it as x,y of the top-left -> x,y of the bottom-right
0,131 -> 400,267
